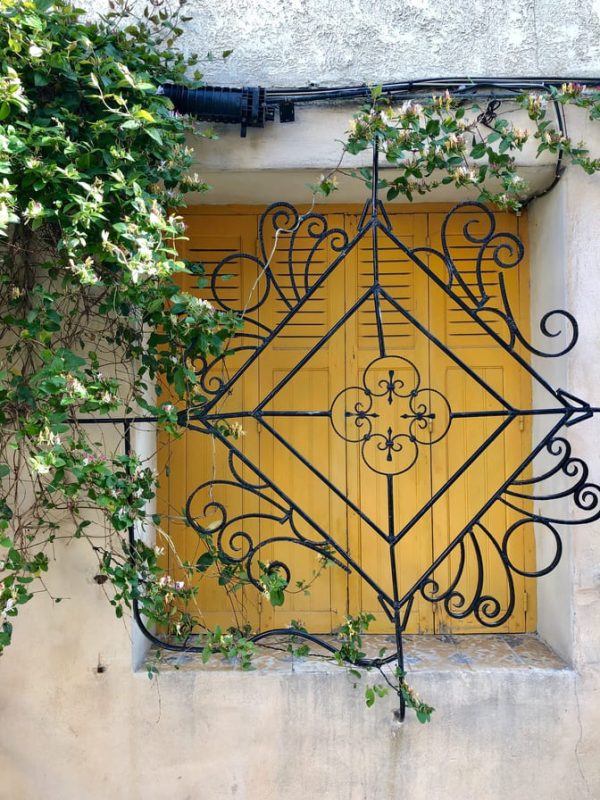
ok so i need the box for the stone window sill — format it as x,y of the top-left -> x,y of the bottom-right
150,633 -> 568,676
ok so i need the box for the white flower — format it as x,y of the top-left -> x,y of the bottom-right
66,375 -> 88,399
24,200 -> 43,221
0,202 -> 12,229
512,127 -> 529,145
229,422 -> 246,440
28,455 -> 52,475
444,133 -> 465,152
452,166 -> 480,184
397,101 -> 423,119
194,297 -> 214,314
28,45 -> 43,58
67,256 -> 98,286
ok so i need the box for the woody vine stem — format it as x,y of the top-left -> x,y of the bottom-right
1,0 -> 600,721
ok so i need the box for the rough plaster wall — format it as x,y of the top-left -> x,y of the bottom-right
0,550 -> 597,800
563,166 -> 600,673
3,4 -> 600,799
528,178 -> 573,663
176,0 -> 600,86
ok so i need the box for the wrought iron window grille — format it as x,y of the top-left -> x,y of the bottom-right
112,142 -> 600,720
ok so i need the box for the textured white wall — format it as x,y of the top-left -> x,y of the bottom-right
180,0 -> 600,86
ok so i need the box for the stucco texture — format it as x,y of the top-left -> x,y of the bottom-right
178,0 -> 600,86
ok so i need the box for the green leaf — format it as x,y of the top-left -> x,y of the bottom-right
173,367 -> 186,397
196,552 -> 214,572
269,588 -> 285,607
146,128 -> 163,145
136,109 -> 155,123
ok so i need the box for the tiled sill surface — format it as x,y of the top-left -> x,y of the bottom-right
155,633 -> 567,674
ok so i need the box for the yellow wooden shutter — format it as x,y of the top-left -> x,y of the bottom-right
159,204 -> 534,636
427,209 -> 535,633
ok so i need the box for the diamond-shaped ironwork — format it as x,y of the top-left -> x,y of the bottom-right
136,143 -> 600,719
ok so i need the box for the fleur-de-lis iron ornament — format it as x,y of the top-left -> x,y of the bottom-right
330,355 -> 452,474
130,142 -> 600,720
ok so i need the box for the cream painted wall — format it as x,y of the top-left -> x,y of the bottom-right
185,106 -> 558,205
3,3 -> 600,799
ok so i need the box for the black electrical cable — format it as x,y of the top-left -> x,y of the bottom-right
262,76 -> 600,104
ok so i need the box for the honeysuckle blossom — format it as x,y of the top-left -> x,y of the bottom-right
526,93 -> 547,116
453,166 -> 480,185
229,422 -> 245,439
24,200 -> 43,221
396,100 -> 423,119
444,133 -> 465,152
28,455 -> 52,475
512,127 -> 529,145
65,375 -> 88,399
68,256 -> 99,285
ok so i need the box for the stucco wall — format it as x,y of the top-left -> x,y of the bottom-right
178,0 -> 600,86
3,3 -> 600,799
0,590 -> 596,800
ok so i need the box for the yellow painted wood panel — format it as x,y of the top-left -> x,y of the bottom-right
159,205 -> 534,636
344,214 -> 434,633
255,213 -> 348,631
427,210 -> 535,633
158,214 -> 261,632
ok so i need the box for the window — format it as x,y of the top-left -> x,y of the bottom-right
158,203 -> 535,636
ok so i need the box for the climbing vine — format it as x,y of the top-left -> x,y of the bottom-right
316,82 -> 600,210
0,0 -> 244,654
